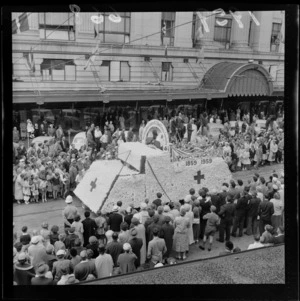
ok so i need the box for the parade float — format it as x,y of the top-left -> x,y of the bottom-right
74,120 -> 232,213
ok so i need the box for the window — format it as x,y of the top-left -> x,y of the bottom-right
99,61 -> 130,81
270,23 -> 281,52
161,12 -> 176,46
161,62 -> 173,81
214,17 -> 232,45
41,59 -> 76,81
96,12 -> 130,44
39,13 -> 75,40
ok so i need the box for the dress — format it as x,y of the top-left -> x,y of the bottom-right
14,174 -> 24,201
268,141 -> 278,162
185,210 -> 194,244
173,216 -> 190,252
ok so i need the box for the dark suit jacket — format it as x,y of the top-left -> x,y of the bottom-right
60,140 -> 70,152
258,200 -> 274,221
31,276 -> 55,285
128,237 -> 143,266
82,218 -> 97,246
247,197 -> 261,217
218,202 -> 236,223
235,196 -> 250,217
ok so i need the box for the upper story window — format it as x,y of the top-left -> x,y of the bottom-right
161,62 -> 173,82
96,13 -> 130,44
161,12 -> 176,46
41,59 -> 76,81
39,13 -> 75,41
214,16 -> 232,46
99,60 -> 130,81
270,22 -> 281,52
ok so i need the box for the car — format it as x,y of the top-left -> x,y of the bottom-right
72,132 -> 87,150
207,123 -> 224,141
32,136 -> 54,147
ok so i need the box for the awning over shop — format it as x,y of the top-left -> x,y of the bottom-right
201,62 -> 274,97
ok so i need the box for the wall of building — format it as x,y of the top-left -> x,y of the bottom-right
12,11 -> 284,97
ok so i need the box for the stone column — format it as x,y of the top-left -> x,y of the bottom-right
230,11 -> 251,50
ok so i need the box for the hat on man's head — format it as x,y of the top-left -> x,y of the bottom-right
112,205 -> 119,212
163,205 -> 170,212
140,202 -> 147,210
68,227 -> 75,234
17,252 -> 27,261
272,184 -> 278,190
130,228 -> 137,236
210,188 -> 218,195
131,217 -> 139,225
56,249 -> 66,256
36,262 -> 49,276
89,236 -> 98,244
31,236 -> 39,245
123,243 -> 131,251
164,215 -> 172,223
65,195 -> 73,204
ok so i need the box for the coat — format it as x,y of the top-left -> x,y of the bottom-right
95,254 -> 113,278
161,223 -> 174,257
218,202 -> 236,224
128,237 -> 143,267
132,224 -> 146,265
14,174 -> 24,200
117,252 -> 137,274
82,218 -> 98,246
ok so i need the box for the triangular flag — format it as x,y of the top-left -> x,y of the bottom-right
12,13 -> 29,34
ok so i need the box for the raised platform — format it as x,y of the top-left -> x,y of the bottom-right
80,245 -> 284,285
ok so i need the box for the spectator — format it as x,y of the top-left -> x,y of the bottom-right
244,191 -> 261,236
108,205 -> 123,233
153,192 -> 163,208
258,196 -> 275,235
198,190 -> 212,241
73,238 -> 86,256
65,227 -> 79,250
52,249 -> 73,282
106,232 -> 124,267
118,222 -> 130,245
219,241 -> 234,256
260,225 -> 275,245
86,236 -> 100,259
161,216 -> 174,259
28,236 -> 47,269
144,209 -> 155,235
128,228 -> 143,268
146,215 -> 162,246
130,218 -> 146,266
270,192 -> 284,232
156,206 -> 166,226
124,206 -> 134,228
44,244 -> 57,272
200,205 -> 219,251
117,243 -> 137,274
20,226 -> 31,246
173,208 -> 190,260
217,195 -> 236,243
14,253 -> 35,285
147,227 -> 167,264
95,244 -> 114,279
82,211 -> 97,247
31,262 -> 54,285
54,233 -> 66,254
74,250 -> 97,281
133,202 -> 149,225
71,214 -> 84,246
57,267 -> 72,285
247,234 -> 265,250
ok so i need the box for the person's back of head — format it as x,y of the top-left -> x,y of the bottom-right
80,250 -> 87,260
152,228 -> 159,237
86,249 -> 94,259
84,211 -> 90,218
14,242 -> 23,252
278,226 -> 284,235
253,176 -> 258,183
230,181 -> 236,188
233,247 -> 241,253
237,179 -> 243,186
120,222 -> 128,232
157,206 -> 163,214
22,226 -> 28,233
225,241 -> 234,252
112,232 -> 118,241
70,248 -> 77,258
117,201 -> 122,207
189,188 -> 195,195
148,209 -> 155,218
98,244 -> 105,255
254,234 -> 260,242
157,192 -> 162,199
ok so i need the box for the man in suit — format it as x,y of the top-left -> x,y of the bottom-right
231,188 -> 251,237
31,262 -> 55,285
217,195 -> 236,243
244,191 -> 261,236
60,136 -> 69,152
108,206 -> 123,233
82,211 -> 98,247
258,196 -> 274,235
128,228 -> 143,268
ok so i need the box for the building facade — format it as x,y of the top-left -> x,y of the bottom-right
12,11 -> 284,132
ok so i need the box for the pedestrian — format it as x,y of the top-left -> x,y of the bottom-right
173,207 -> 190,260
183,203 -> 194,245
192,200 -> 201,243
82,211 -> 98,247
268,138 -> 278,165
270,192 -> 284,232
28,236 -> 48,269
106,232 -> 124,267
65,227 -> 79,250
49,225 -> 60,245
260,225 -> 275,245
118,222 -> 131,245
74,250 -> 97,281
108,205 -> 123,233
147,227 -> 167,265
124,206 -> 134,227
199,205 -> 220,251
117,243 -> 137,275
128,228 -> 143,268
217,195 -> 236,243
244,191 -> 261,236
62,195 -> 78,229
152,192 -> 163,208
14,252 -> 36,285
258,196 -> 275,235
31,262 -> 54,285
54,233 -> 67,255
52,249 -> 73,282
95,244 -> 114,279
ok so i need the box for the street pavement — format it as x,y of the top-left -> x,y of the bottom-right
13,163 -> 283,263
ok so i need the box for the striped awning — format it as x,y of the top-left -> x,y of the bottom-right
201,62 -> 274,97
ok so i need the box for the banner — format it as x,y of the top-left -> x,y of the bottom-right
12,13 -> 29,34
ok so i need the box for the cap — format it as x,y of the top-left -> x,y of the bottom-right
17,252 -> 26,261
65,195 -> 73,204
89,236 -> 98,244
56,249 -> 66,256
184,195 -> 191,203
164,215 -> 172,222
36,263 -> 49,276
123,243 -> 131,251
140,202 -> 147,210
130,228 -> 137,236
31,236 -> 39,244
112,205 -> 119,212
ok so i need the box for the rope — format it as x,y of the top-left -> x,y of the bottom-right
146,159 -> 172,203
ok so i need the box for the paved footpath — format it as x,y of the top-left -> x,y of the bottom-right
13,163 -> 283,263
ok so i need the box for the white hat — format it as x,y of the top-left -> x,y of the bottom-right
123,243 -> 131,251
31,236 -> 39,244
56,249 -> 66,256
272,184 -> 279,190
140,202 -> 147,210
112,205 -> 119,212
272,177 -> 278,182
126,207 -> 132,213
65,196 -> 73,204
184,195 -> 191,203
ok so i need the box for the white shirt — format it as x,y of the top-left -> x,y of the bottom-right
94,129 -> 102,139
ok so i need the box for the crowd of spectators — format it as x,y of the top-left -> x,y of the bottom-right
13,168 -> 284,285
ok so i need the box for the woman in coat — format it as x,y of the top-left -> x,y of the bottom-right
130,218 -> 146,266
14,168 -> 24,204
173,207 -> 190,260
183,204 -> 194,245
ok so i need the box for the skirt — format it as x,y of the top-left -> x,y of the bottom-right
173,231 -> 189,252
52,185 -> 60,192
